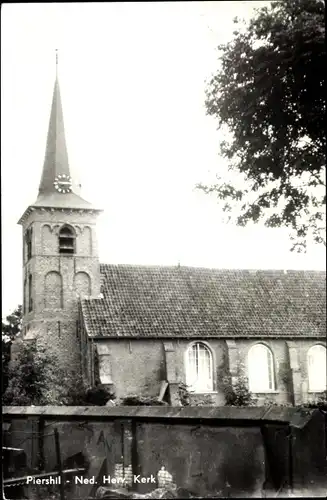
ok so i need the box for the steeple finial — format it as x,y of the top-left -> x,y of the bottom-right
55,49 -> 58,77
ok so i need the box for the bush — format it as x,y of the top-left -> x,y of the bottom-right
177,383 -> 215,406
3,340 -> 67,405
2,339 -> 114,407
263,401 -> 292,408
120,395 -> 167,406
304,391 -> 327,411
224,375 -> 256,407
178,382 -> 190,406
191,394 -> 215,406
84,384 -> 115,406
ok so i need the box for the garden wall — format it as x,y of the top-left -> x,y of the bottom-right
3,406 -> 327,498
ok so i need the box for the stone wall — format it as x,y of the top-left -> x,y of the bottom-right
95,340 -> 166,400
93,337 -> 326,406
3,406 -> 327,499
94,338 -> 228,403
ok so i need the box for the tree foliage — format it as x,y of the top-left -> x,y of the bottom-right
2,340 -> 65,405
2,338 -> 105,406
2,305 -> 23,395
305,390 -> 327,411
224,375 -> 257,407
200,0 -> 325,251
2,305 -> 23,339
84,384 -> 115,406
178,382 -> 215,406
121,395 -> 167,406
1,306 -> 114,406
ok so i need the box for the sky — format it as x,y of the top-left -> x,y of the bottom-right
1,1 -> 325,318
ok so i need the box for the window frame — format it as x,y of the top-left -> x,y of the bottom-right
185,341 -> 215,394
307,344 -> 327,393
247,343 -> 276,393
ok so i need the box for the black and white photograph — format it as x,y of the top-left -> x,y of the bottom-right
2,1 -> 326,498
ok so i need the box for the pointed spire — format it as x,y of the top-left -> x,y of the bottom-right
17,51 -> 101,222
38,52 -> 74,196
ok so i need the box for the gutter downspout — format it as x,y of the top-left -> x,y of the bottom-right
288,425 -> 294,495
91,338 -> 95,386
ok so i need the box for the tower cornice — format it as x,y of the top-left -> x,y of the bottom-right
18,205 -> 103,226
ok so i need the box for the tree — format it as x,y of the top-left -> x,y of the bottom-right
2,304 -> 22,339
1,305 -> 112,406
3,340 -> 65,405
1,306 -> 82,405
199,0 -> 325,251
2,305 -> 22,395
2,337 -> 95,406
224,375 -> 257,407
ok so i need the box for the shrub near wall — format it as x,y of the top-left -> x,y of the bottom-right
2,338 -> 115,406
223,372 -> 257,407
3,339 -> 66,405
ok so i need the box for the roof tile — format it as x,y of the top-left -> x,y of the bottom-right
81,265 -> 326,338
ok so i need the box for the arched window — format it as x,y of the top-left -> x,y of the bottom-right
185,342 -> 213,393
45,271 -> 63,309
59,225 -> 75,254
308,345 -> 327,392
75,271 -> 91,298
248,344 -> 275,392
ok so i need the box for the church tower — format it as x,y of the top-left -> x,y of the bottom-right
18,58 -> 102,373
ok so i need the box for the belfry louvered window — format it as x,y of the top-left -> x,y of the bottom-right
185,342 -> 213,392
59,226 -> 75,254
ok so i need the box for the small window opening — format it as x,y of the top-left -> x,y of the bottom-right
24,277 -> 27,314
28,274 -> 33,312
26,227 -> 32,261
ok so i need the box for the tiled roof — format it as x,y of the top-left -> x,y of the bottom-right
81,265 -> 326,338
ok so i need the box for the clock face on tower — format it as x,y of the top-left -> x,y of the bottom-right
54,174 -> 72,193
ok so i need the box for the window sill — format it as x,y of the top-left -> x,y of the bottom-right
252,390 -> 279,395
189,391 -> 218,395
308,390 -> 326,394
43,308 -> 64,310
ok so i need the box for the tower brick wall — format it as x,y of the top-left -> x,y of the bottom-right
20,208 -> 101,374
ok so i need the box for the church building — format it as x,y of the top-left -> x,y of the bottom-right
18,70 -> 326,406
